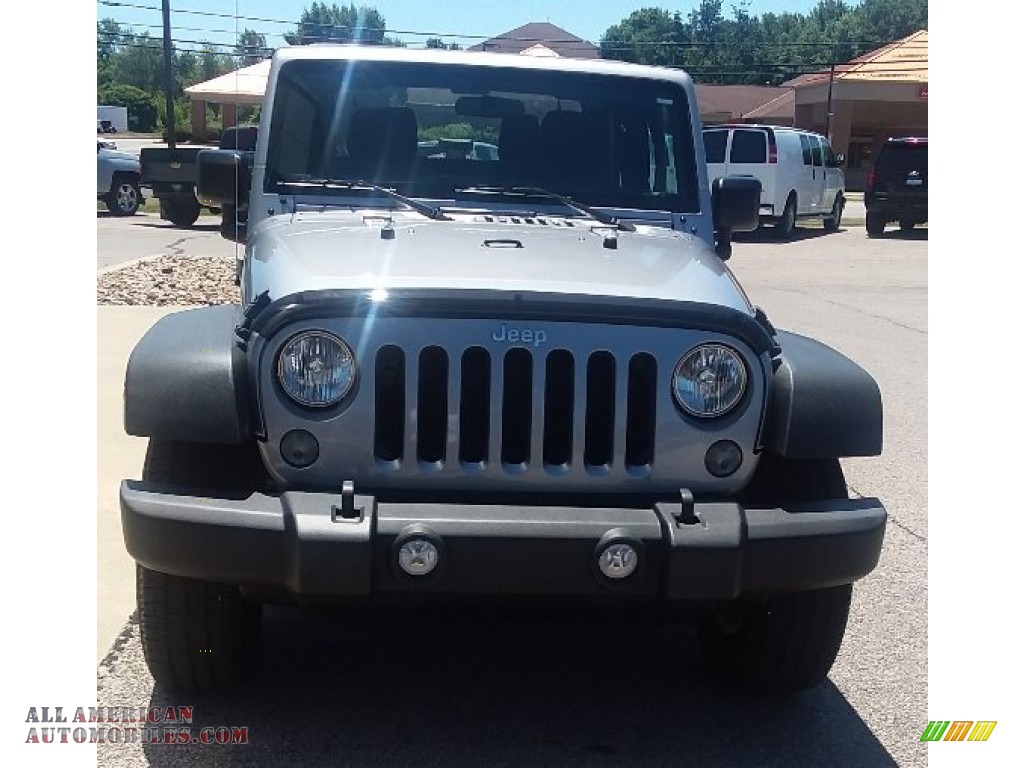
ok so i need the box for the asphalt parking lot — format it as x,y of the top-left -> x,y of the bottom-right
96,217 -> 927,767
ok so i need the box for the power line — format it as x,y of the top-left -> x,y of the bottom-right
96,1 -> 920,50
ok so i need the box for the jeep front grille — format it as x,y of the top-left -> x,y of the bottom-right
372,346 -> 658,472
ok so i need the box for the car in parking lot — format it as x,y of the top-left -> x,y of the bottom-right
120,46 -> 887,696
865,137 -> 927,236
703,124 -> 846,239
97,141 -> 142,216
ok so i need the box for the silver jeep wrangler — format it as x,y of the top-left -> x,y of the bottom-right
120,46 -> 886,694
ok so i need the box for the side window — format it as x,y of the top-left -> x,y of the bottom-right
703,130 -> 727,163
810,136 -> 823,167
729,129 -> 766,163
799,134 -> 812,165
821,141 -> 835,168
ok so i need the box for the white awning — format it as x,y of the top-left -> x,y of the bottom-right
184,60 -> 270,103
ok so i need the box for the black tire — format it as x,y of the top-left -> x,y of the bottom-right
823,193 -> 844,232
699,583 -> 853,694
866,212 -> 886,237
105,175 -> 141,216
136,440 -> 267,692
164,197 -> 202,227
774,194 -> 797,240
899,219 -> 915,232
698,456 -> 854,694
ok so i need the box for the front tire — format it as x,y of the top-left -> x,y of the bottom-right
699,583 -> 853,694
105,175 -> 140,216
698,456 -> 854,694
136,440 -> 267,692
774,194 -> 797,240
823,193 -> 844,232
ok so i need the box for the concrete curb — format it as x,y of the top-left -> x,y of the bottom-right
96,253 -> 169,276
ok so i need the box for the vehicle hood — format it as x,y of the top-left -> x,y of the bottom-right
247,211 -> 752,314
100,149 -> 139,164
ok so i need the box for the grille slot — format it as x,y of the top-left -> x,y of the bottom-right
373,345 -> 405,461
459,347 -> 491,463
372,344 -> 661,473
584,352 -> 616,467
543,350 -> 574,466
417,346 -> 449,463
501,348 -> 533,465
625,353 -> 657,467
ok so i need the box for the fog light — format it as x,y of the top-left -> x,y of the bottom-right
705,440 -> 742,477
398,538 -> 439,576
598,543 -> 638,580
280,429 -> 319,468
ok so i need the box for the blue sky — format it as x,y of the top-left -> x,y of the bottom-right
96,1 -> 822,53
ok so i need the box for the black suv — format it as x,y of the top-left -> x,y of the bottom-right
864,137 -> 927,236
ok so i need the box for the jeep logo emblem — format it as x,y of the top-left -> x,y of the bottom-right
492,324 -> 547,347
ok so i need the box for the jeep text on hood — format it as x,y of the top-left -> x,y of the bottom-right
123,46 -> 887,697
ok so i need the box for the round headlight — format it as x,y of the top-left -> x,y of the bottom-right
672,344 -> 747,418
277,331 -> 356,407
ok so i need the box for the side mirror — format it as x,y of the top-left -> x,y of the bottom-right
834,152 -> 846,167
219,204 -> 248,245
197,149 -> 251,208
711,175 -> 761,260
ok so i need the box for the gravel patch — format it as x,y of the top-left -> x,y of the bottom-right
97,255 -> 238,306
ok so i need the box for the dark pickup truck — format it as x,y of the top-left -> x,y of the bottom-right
140,126 -> 257,227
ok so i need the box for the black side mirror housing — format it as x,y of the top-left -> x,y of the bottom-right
711,175 -> 761,260
198,149 -> 251,207
198,150 -> 253,244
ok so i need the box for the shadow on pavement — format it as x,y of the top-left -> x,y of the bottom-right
130,221 -> 222,233
733,226 -> 839,245
868,227 -> 928,242
142,606 -> 895,767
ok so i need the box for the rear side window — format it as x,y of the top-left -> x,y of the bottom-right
729,129 -> 767,163
822,141 -> 836,168
703,130 -> 727,163
877,144 -> 928,176
799,134 -> 812,165
810,137 -> 823,166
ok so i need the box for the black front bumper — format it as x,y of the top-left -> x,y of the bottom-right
121,482 -> 886,601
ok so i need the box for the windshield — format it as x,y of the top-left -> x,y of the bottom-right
264,59 -> 700,213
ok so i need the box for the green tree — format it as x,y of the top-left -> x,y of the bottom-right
198,42 -> 233,82
600,8 -> 686,65
97,83 -> 159,132
109,32 -> 164,93
284,3 -> 387,45
235,28 -> 270,66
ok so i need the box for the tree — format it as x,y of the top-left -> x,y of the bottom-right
97,18 -> 125,62
97,83 -> 159,132
284,3 -> 387,45
600,8 -> 686,66
235,28 -> 270,66
109,32 -> 164,94
425,37 -> 460,50
198,42 -> 233,82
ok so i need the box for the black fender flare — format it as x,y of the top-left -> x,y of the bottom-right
124,305 -> 254,444
763,330 -> 882,458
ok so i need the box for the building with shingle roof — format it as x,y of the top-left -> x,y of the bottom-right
783,29 -> 928,189
468,22 -> 599,59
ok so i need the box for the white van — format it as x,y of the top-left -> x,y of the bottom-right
702,124 -> 845,239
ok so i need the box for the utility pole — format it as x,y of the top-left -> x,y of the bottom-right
824,44 -> 836,140
161,0 -> 176,149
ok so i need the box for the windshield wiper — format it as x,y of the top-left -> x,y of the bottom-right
277,178 -> 451,221
454,186 -> 635,231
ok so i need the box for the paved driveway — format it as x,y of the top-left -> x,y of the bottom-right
96,223 -> 927,766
